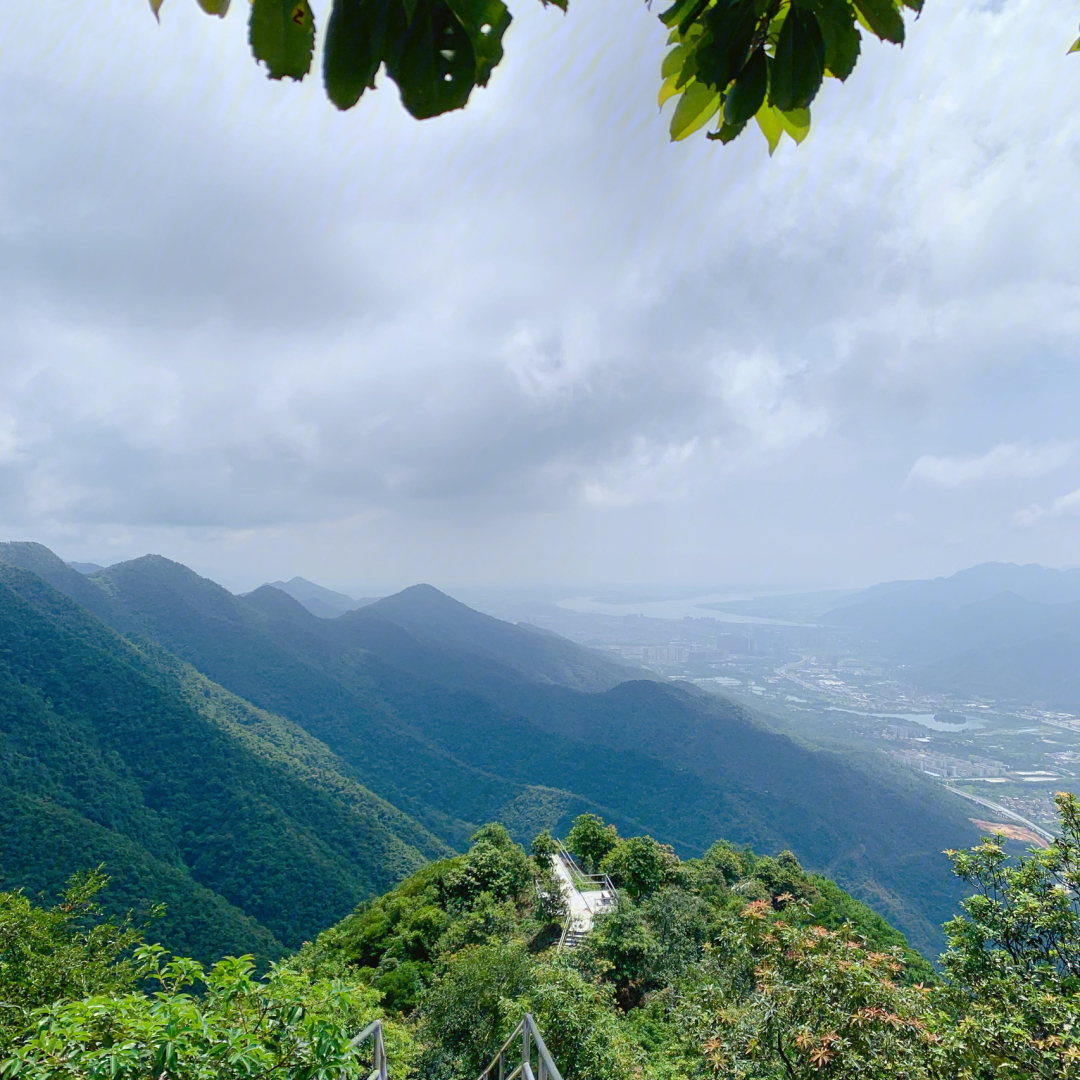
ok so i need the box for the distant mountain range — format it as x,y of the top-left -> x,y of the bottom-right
824,562 -> 1080,708
263,577 -> 380,619
0,542 -> 987,959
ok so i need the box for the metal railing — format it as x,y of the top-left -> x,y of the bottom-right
554,843 -> 619,953
556,842 -> 618,908
477,1014 -> 564,1080
350,1018 -> 388,1080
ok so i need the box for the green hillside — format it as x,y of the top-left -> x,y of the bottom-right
0,545 -> 984,957
0,563 -> 448,961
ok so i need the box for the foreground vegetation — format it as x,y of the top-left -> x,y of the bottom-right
2,795 -> 1079,1079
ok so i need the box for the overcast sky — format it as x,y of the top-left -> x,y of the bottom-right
2,0 -> 1079,594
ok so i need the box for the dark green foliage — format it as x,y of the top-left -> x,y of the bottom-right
939,792 -> 1080,1076
0,544 -> 985,961
321,0 -> 516,119
723,45 -> 768,126
324,0 -> 397,109
0,871 -> 143,1055
770,4 -> 826,111
388,0 -> 477,118
0,562 -> 447,959
447,0 -> 514,87
566,814 -> 618,873
808,0 -> 862,80
694,0 -> 759,93
853,0 -> 905,44
1,947 -> 397,1080
599,835 -> 680,901
249,0 -> 316,80
661,0 -> 915,147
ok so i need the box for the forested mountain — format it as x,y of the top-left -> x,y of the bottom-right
0,543 -> 983,957
265,576 -> 378,619
0,561 -> 448,963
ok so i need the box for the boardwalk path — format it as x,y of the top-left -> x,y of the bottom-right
550,853 -> 617,946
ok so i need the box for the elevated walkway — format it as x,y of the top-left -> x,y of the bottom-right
550,843 -> 618,951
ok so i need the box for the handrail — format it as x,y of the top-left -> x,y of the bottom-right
556,842 -> 618,906
350,1018 -> 388,1080
477,1013 -> 564,1080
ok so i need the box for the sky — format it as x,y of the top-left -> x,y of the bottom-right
2,0 -> 1079,595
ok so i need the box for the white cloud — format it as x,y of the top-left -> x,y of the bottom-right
1015,488 -> 1080,528
907,442 -> 1075,488
2,0 -> 1080,587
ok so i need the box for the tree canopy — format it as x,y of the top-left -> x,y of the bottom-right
153,0 -> 1079,152
4,799 -> 1080,1079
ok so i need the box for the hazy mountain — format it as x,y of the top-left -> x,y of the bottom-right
827,562 -> 1080,628
68,561 -> 106,573
821,562 -> 1080,706
0,562 -> 448,962
1,547 -> 984,956
360,584 -> 640,691
263,576 -> 379,619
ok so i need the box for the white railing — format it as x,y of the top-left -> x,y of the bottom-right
350,1018 -> 388,1080
476,1014 -> 563,1080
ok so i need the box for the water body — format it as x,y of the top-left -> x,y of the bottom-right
556,593 -> 805,625
826,707 -> 987,732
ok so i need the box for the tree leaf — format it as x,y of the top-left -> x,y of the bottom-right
669,78 -> 721,141
659,73 -> 681,108
148,0 -> 165,21
770,6 -> 825,111
723,46 -> 767,127
386,0 -> 476,119
196,0 -> 231,15
852,0 -> 904,44
694,0 -> 760,92
900,0 -> 922,10
662,42 -> 692,80
250,0 -> 316,81
539,0 -> 568,10
707,118 -> 748,142
659,0 -> 711,35
1070,35 -> 1080,54
446,0 -> 512,86
754,101 -> 784,155
805,0 -> 860,80
778,105 -> 811,142
323,0 -> 401,110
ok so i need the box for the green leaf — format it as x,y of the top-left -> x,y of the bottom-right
707,118 -> 748,142
660,0 -> 711,35
770,6 -> 825,111
778,105 -> 811,142
196,0 -> 231,15
323,0 -> 401,110
148,0 -> 164,21
386,0 -> 476,119
659,73 -> 681,107
805,0 -> 860,80
446,0 -> 512,86
539,0 -> 568,10
669,78 -> 721,140
900,0 -> 922,10
250,0 -> 316,81
852,0 -> 904,44
723,46 -> 767,126
1070,35 -> 1080,54
694,0 -> 760,91
661,42 -> 692,79
754,101 -> 783,154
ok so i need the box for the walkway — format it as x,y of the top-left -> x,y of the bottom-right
550,851 -> 617,946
